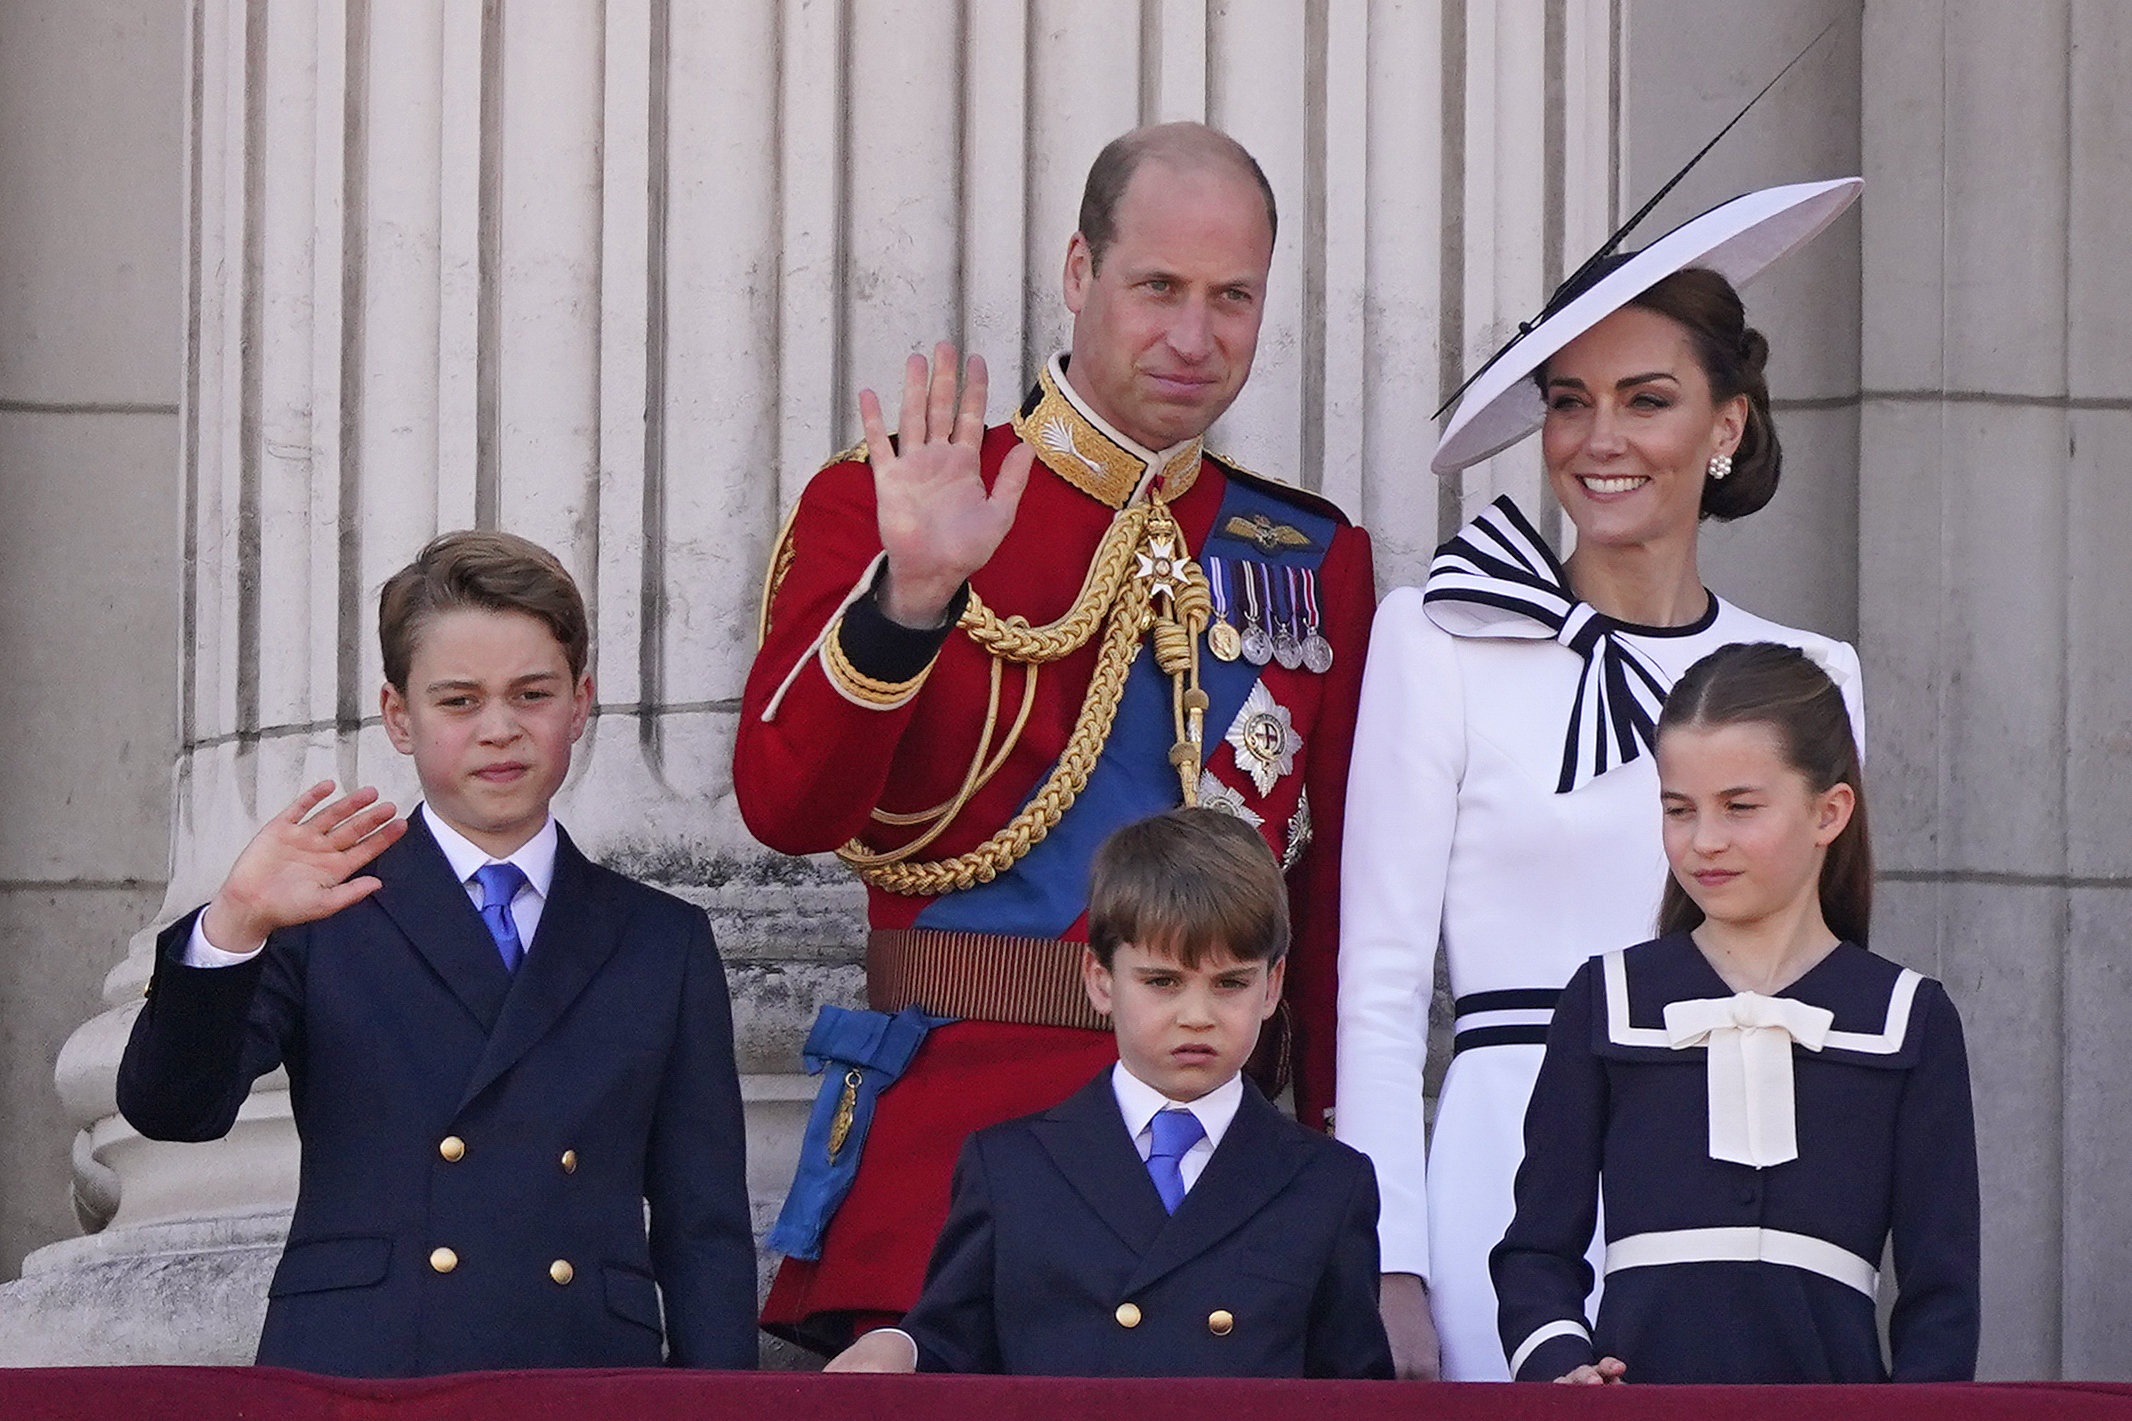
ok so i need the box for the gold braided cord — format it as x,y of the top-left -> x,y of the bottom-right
1168,566 -> 1212,629
837,493 -> 1222,895
957,502 -> 1154,663
839,588 -> 1146,893
1150,540 -> 1213,804
867,659 -> 1040,829
845,500 -> 1150,862
866,654 -> 1006,830
843,655 -> 1008,859
944,662 -> 1041,812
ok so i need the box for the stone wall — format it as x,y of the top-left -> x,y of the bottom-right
0,0 -> 181,1278
0,0 -> 2126,1382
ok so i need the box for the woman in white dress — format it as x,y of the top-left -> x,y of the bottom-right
1333,181 -> 1867,1380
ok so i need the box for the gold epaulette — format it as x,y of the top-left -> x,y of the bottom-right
819,437 -> 870,471
755,501 -> 803,648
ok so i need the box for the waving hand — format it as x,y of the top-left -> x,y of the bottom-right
199,781 -> 406,954
862,341 -> 1035,628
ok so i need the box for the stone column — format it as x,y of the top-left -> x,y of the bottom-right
1860,0 -> 2132,1380
1433,0 -> 1618,555
0,0 -> 1621,1365
1624,1 -> 1866,642
0,0 -> 183,1286
1,0 -> 846,1365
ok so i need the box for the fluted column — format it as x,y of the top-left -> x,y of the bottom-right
18,0 -> 849,1365
1435,0 -> 1618,553
7,0 -> 1620,1366
1859,0 -> 2132,1380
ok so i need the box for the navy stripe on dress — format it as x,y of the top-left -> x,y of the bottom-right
1422,496 -> 1706,794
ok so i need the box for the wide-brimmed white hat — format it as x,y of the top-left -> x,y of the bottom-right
1431,176 -> 1863,475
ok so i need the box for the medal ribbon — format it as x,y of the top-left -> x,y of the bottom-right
1208,556 -> 1230,624
1300,567 -> 1322,638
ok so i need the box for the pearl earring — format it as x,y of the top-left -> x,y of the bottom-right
1707,452 -> 1733,482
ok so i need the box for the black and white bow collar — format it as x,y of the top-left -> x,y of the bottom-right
1422,496 -> 1716,794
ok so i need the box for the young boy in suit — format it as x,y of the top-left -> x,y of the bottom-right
117,531 -> 757,1378
826,808 -> 1393,1377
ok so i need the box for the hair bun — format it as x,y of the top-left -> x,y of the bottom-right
1738,326 -> 1770,377
1622,268 -> 1780,522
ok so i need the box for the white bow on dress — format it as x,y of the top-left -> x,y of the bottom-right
1663,991 -> 1835,1167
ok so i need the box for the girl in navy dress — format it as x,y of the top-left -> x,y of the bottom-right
1492,641 -> 1979,1384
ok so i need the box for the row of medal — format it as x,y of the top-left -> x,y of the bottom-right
1202,556 -> 1335,674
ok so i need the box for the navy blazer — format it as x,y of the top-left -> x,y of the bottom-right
902,1070 -> 1392,1378
116,810 -> 756,1377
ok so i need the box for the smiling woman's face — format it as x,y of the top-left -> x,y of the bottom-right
1538,304 -> 1746,556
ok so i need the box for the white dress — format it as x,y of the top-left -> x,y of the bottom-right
1333,497 -> 1863,1381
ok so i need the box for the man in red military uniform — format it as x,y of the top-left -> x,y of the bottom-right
736,121 -> 1376,1353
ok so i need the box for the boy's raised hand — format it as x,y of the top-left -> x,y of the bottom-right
200,781 -> 406,955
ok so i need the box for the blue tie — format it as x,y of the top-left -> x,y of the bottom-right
1146,1108 -> 1205,1214
473,863 -> 528,971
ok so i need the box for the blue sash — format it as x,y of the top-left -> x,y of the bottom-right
764,1004 -> 952,1260
917,476 -> 1336,938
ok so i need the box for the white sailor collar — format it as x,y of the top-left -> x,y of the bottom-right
1590,933 -> 1929,1072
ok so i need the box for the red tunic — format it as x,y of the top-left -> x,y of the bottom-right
736,375 -> 1374,1346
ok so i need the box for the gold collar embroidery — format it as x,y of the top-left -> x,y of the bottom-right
1011,356 -> 1202,509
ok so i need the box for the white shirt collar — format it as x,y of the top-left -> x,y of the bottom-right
420,805 -> 559,900
1109,1061 -> 1245,1153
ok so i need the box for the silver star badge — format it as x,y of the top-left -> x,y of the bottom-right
1195,770 -> 1265,828
1224,680 -> 1301,797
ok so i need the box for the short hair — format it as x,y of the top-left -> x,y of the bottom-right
377,530 -> 590,691
1656,642 -> 1871,946
1077,122 -> 1277,272
1086,808 -> 1290,970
